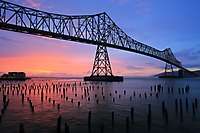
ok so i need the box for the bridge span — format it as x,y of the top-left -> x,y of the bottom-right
0,0 -> 193,81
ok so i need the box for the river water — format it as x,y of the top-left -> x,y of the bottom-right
0,77 -> 199,133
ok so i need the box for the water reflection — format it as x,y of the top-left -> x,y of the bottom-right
0,78 -> 199,133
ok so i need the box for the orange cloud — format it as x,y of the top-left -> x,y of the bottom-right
0,53 -> 92,77
0,53 -> 162,77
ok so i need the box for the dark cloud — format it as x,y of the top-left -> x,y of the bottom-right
176,47 -> 200,61
175,46 -> 200,69
184,64 -> 200,68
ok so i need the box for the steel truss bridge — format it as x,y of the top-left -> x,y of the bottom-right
0,0 -> 193,79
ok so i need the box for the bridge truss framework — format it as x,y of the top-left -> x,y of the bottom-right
0,0 -> 194,80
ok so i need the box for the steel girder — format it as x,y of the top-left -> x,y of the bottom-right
91,45 -> 113,76
0,0 -> 186,71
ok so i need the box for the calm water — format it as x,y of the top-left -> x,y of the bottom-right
0,77 -> 200,133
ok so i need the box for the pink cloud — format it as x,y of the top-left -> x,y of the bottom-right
24,0 -> 41,8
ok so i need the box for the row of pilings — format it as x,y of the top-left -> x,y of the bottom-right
0,81 -> 198,133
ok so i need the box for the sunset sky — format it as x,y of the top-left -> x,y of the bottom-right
0,0 -> 200,77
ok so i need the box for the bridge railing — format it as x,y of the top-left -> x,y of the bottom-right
0,0 -> 182,68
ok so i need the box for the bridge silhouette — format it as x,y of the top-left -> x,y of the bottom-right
0,0 -> 193,81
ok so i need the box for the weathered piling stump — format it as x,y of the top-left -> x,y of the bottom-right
49,98 -> 51,103
130,96 -> 132,101
0,114 -> 2,123
162,101 -> 165,116
3,95 -> 6,105
57,116 -> 62,133
65,122 -> 70,133
179,99 -> 183,122
113,98 -> 115,103
31,106 -> 34,113
185,98 -> 189,112
195,98 -> 198,109
147,104 -> 151,132
112,111 -> 114,128
192,102 -> 196,117
126,117 -> 130,133
155,93 -> 159,98
22,94 -> 24,104
131,107 -> 134,124
88,111 -> 92,132
133,91 -> 136,97
41,92 -> 44,102
1,108 -> 5,115
175,99 -> 178,115
124,90 -> 126,95
78,101 -> 80,107
178,88 -> 181,94
100,123 -> 104,133
57,104 -> 60,110
144,93 -> 147,99
164,108 -> 168,125
96,99 -> 99,104
19,123 -> 25,133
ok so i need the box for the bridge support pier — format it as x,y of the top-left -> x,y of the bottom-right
159,63 -> 176,78
178,69 -> 184,78
84,45 -> 123,82
165,63 -> 174,76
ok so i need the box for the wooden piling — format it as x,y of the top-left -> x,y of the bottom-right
179,99 -> 183,122
19,123 -> 25,133
65,122 -> 70,133
57,104 -> 60,110
124,90 -> 126,95
147,104 -> 151,131
3,95 -> 6,105
185,98 -> 189,112
131,107 -> 134,124
57,116 -> 61,133
164,108 -> 168,125
175,99 -> 178,115
162,101 -> 165,115
78,101 -> 80,107
31,106 -> 34,113
112,111 -> 114,128
88,111 -> 91,132
22,94 -> 24,104
0,114 -> 2,123
126,117 -> 130,133
195,98 -> 198,109
100,123 -> 104,133
113,98 -> 115,103
192,102 -> 196,117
